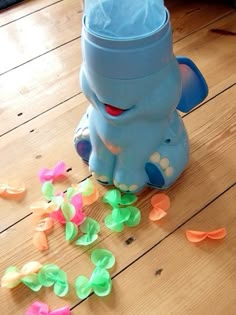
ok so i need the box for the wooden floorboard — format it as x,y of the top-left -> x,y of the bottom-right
0,0 -> 83,74
0,0 -> 64,27
1,86 -> 235,314
0,0 -> 235,314
0,0 -> 232,75
1,12 -> 235,136
76,185 -> 236,315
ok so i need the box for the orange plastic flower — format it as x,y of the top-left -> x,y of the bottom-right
186,228 -> 226,243
149,193 -> 170,221
82,188 -> 100,206
0,180 -> 26,199
35,218 -> 54,232
33,231 -> 49,251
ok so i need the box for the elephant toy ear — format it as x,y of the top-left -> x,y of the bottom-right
176,56 -> 208,113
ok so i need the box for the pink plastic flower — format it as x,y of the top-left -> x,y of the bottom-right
70,194 -> 86,225
50,209 -> 67,224
50,193 -> 86,226
26,301 -> 70,315
38,161 -> 67,183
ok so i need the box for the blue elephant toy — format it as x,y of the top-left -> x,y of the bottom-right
74,0 -> 208,193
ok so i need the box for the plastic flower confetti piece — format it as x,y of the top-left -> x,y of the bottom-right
74,178 -> 100,206
81,217 -> 100,233
82,188 -> 100,206
42,181 -> 55,201
6,179 -> 26,194
103,189 -> 121,207
149,193 -> 170,221
151,193 -> 170,211
149,208 -> 168,221
33,231 -> 49,251
0,183 -> 7,194
77,178 -> 95,196
104,214 -> 125,232
38,161 -> 67,183
111,207 -> 131,224
75,217 -> 100,246
0,180 -> 26,199
75,275 -> 92,299
185,230 -> 209,243
66,187 -> 78,200
80,217 -> 100,234
65,222 -> 78,241
120,194 -> 138,206
26,301 -> 71,315
20,262 -> 42,275
30,201 -> 57,217
91,249 -> 115,270
125,206 -> 141,227
70,193 -> 86,225
53,279 -> 69,297
70,193 -> 83,210
21,274 -> 43,292
50,208 -> 66,224
61,202 -> 75,221
35,218 -> 54,232
51,195 -> 64,208
1,267 -> 22,288
75,233 -> 98,246
1,263 -> 43,289
49,306 -> 71,315
90,268 -> 112,297
186,228 -> 227,243
207,228 -> 227,240
104,205 -> 141,231
25,301 -> 49,315
37,264 -> 61,287
38,264 -> 69,297
75,268 -> 112,299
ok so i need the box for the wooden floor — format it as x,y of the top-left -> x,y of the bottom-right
0,0 -> 235,314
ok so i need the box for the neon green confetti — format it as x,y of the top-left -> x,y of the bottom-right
21,274 -> 42,292
61,202 -> 75,221
91,249 -> 115,269
65,222 -> 78,241
41,181 -> 54,200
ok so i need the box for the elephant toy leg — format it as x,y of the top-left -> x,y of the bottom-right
145,111 -> 189,189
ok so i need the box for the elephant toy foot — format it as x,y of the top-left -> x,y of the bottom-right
145,139 -> 189,189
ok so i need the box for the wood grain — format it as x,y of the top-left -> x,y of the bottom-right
0,0 -> 231,74
0,0 -> 83,74
0,93 -> 90,228
76,185 -> 236,315
1,1 -> 235,314
0,86 -> 235,314
0,13 -> 235,136
0,0 -> 64,27
174,12 -> 236,101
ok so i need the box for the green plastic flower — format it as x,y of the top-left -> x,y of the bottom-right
37,264 -> 69,297
75,217 -> 100,246
75,249 -> 115,299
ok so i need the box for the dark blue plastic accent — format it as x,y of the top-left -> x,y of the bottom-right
76,140 -> 92,162
176,56 -> 208,113
145,162 -> 165,187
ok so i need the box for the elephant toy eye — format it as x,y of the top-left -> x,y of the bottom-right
104,104 -> 124,116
